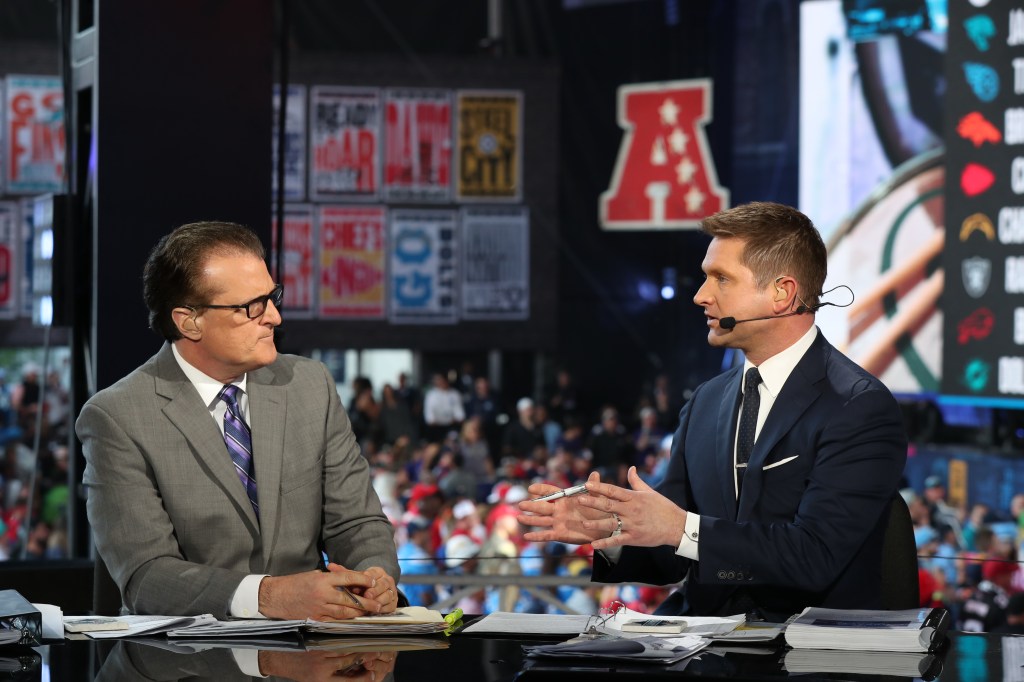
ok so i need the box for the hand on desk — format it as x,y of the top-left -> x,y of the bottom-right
258,563 -> 397,621
518,467 -> 686,551
259,649 -> 398,681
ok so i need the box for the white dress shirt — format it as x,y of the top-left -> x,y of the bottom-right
170,343 -> 266,620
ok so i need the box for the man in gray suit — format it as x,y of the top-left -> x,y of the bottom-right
77,221 -> 401,620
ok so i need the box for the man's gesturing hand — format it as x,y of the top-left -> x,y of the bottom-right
579,466 -> 686,551
258,565 -> 384,621
517,472 -> 613,545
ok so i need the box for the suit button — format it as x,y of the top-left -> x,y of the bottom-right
717,570 -> 726,580
736,572 -> 744,580
727,571 -> 735,580
747,574 -> 754,581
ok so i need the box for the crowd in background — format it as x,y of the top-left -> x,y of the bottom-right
0,361 -> 71,562
912,476 -> 1024,634
8,351 -> 1024,632
355,366 -> 682,617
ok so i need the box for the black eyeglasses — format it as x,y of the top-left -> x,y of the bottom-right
189,283 -> 284,319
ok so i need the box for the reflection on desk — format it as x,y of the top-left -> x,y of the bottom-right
24,629 -> 1024,681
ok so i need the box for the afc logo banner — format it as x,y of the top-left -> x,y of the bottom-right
600,79 -> 728,230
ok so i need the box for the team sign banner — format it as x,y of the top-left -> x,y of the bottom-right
318,205 -> 386,319
273,84 -> 307,201
600,79 -> 728,229
384,89 -> 452,202
4,75 -> 65,195
455,90 -> 522,201
310,87 -> 381,201
271,204 -> 315,318
0,202 -> 18,319
460,206 -> 529,320
388,209 -> 458,324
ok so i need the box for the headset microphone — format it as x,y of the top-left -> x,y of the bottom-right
715,285 -> 854,331
718,306 -> 811,330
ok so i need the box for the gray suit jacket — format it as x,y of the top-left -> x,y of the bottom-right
77,343 -> 399,618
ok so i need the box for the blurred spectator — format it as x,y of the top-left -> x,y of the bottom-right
643,434 -> 674,488
379,383 -> 419,446
457,418 -> 494,500
397,516 -> 437,607
441,534 -> 483,615
503,398 -> 544,460
992,593 -> 1024,635
588,407 -> 633,486
347,376 -> 380,453
959,559 -> 1017,632
464,377 -> 502,458
44,370 -> 69,440
546,369 -> 578,423
11,365 -> 43,441
554,415 -> 586,458
423,373 -> 464,442
396,372 -> 423,424
534,405 -> 562,454
650,373 -> 682,431
924,476 -> 965,549
434,449 -> 477,502
632,406 -> 667,470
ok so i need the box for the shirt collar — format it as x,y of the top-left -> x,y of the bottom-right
743,325 -> 818,398
171,342 -> 247,408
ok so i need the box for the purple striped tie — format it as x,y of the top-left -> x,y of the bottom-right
219,384 -> 259,519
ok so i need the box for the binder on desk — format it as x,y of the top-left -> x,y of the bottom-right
0,591 -> 41,647
783,607 -> 951,653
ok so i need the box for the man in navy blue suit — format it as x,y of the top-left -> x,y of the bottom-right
519,202 -> 907,618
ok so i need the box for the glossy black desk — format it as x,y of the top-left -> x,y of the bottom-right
18,630 -> 1012,681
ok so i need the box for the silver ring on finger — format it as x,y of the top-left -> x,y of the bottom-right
611,513 -> 623,537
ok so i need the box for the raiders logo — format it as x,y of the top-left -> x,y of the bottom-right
962,256 -> 992,298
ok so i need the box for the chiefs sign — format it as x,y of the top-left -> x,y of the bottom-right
600,79 -> 728,230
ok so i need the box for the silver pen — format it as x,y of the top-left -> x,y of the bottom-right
531,483 -> 589,503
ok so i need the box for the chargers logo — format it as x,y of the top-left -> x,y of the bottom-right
965,15 -> 997,51
600,79 -> 728,229
957,112 -> 1001,147
959,212 -> 996,241
964,63 -> 1000,102
958,308 -> 995,344
962,256 -> 992,298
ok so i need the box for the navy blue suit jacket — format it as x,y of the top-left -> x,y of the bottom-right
595,332 -> 907,617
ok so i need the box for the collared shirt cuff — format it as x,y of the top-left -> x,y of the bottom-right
675,513 -> 701,560
599,545 -> 623,564
232,648 -> 266,677
229,574 -> 269,619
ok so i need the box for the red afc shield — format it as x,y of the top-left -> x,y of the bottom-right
600,79 -> 728,230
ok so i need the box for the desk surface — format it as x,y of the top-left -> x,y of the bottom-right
20,630 -> 1014,681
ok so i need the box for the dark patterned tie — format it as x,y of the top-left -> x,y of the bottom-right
736,367 -> 762,497
219,384 -> 259,518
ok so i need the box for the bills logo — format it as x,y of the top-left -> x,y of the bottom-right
600,79 -> 728,229
958,307 -> 995,344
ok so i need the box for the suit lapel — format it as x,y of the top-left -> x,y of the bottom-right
737,335 -> 827,520
716,368 -> 743,521
154,345 -> 260,531
247,363 -> 286,571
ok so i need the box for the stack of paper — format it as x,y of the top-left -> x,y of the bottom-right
784,607 -> 950,653
783,648 -> 943,679
64,606 -> 449,640
64,614 -> 219,639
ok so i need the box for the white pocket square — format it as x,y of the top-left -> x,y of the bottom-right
762,455 -> 799,471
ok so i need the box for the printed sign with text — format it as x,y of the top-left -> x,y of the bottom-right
388,209 -> 458,324
318,205 -> 386,319
310,87 -> 381,201
455,90 -> 522,201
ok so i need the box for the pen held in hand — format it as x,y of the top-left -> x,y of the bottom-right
531,484 -> 589,503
